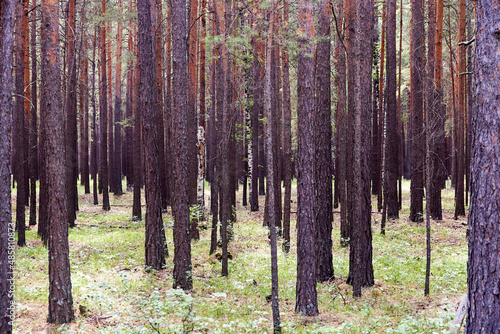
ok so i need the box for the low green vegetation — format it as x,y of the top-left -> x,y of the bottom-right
15,180 -> 467,333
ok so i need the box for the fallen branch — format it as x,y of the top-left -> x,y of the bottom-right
458,38 -> 475,46
77,223 -> 135,229
449,294 -> 468,334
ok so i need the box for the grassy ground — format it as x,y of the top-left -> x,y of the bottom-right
13,180 -> 468,333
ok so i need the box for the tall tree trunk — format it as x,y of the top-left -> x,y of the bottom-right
125,26 -> 134,190
164,0 -> 172,206
91,28 -> 99,206
132,53 -> 142,220
371,2 -> 380,200
81,38 -> 91,195
454,0 -> 466,218
172,0 -> 193,290
100,0 -> 110,211
188,0 -> 199,213
466,1 -> 500,330
433,0 -> 445,194
251,38 -> 264,209
114,0 -> 124,196
218,0 -> 234,277
138,0 -> 167,270
29,0 -> 38,226
397,0 -> 404,209
0,0 -> 15,330
384,0 -> 399,219
65,0 -> 78,228
465,3 -> 473,207
264,6 -> 281,332
409,0 -> 424,222
22,0 -> 29,207
209,3 -> 222,255
198,0 -> 207,220
38,18 -> 50,242
41,0 -> 75,322
107,25 -> 115,195
374,1 -> 385,207
315,0 -> 334,282
295,0 -> 318,316
15,0 -> 26,246
153,0 -> 167,211
427,0 -> 443,220
281,0 -> 292,253
346,0 -> 375,297
334,0 -> 348,247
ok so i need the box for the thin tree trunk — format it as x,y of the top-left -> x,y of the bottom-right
219,0 -> 233,277
454,0 -> 466,218
209,2 -> 222,255
29,0 -> 38,226
188,0 -> 199,213
22,0 -> 29,207
107,24 -> 115,195
132,35 -> 142,221
65,0 -> 78,228
409,0 -> 424,223
208,31 -> 219,255
91,28 -> 99,206
264,6 -> 281,331
281,0 -> 292,253
397,0 -> 403,209
100,0 -> 110,211
125,22 -> 134,190
153,0 -> 167,211
164,0 -> 172,206
81,38 -> 91,195
15,0 -> 26,246
434,0 -> 445,195
172,0 -> 193,290
427,0 -> 443,220
374,1 -> 385,209
384,0 -> 399,219
42,0 -> 75,321
251,38 -> 264,208
198,0 -> 207,220
315,0 -> 334,282
334,0 -> 348,247
114,0 -> 124,196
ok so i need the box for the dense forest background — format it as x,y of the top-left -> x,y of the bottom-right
0,0 -> 499,332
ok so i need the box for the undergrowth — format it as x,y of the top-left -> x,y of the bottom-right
14,180 -> 467,333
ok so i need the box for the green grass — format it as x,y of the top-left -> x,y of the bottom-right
14,179 -> 468,333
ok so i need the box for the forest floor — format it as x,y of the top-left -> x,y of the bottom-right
13,180 -> 468,333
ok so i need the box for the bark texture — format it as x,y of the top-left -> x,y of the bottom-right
100,0 -> 110,211
384,0 -> 399,219
295,0 -> 318,316
346,0 -> 375,297
409,0 -> 424,222
0,0 -> 15,330
264,7 -> 281,331
281,0 -> 292,253
138,0 -> 167,270
41,0 -> 75,322
172,0 -> 192,290
65,0 -> 78,228
466,1 -> 500,331
315,0 -> 334,282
